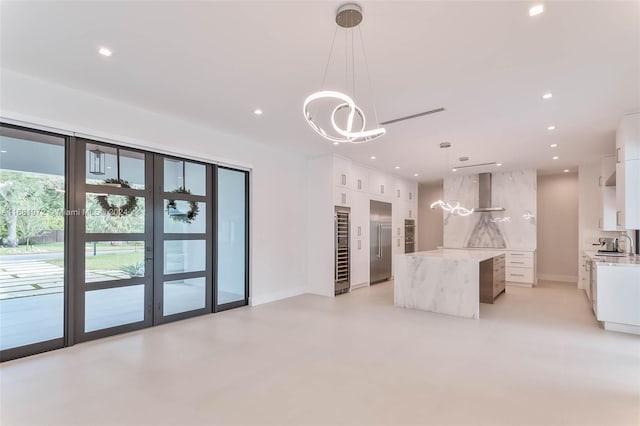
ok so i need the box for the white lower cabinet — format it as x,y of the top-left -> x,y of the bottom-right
504,251 -> 536,287
595,263 -> 640,335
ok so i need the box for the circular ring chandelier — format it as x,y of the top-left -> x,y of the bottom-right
303,3 -> 386,144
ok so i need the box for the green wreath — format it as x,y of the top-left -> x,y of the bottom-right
96,178 -> 138,216
166,187 -> 199,224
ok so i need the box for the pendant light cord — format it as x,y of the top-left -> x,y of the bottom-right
321,26 -> 339,89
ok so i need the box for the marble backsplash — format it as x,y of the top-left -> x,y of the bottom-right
442,170 -> 537,250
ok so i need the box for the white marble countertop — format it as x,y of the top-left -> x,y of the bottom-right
584,251 -> 640,267
401,249 -> 504,262
439,246 -> 535,252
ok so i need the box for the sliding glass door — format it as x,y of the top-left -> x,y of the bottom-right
73,139 -> 154,342
1,123 -> 250,361
0,125 -> 66,360
153,156 -> 213,323
216,167 -> 249,310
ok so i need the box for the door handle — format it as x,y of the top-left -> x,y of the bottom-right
378,224 -> 382,258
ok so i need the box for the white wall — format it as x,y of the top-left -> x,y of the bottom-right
417,182 -> 443,251
0,69 -> 307,305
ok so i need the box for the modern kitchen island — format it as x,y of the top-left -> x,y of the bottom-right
394,249 -> 506,319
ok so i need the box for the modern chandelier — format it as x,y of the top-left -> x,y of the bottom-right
303,3 -> 385,144
430,142 -> 475,216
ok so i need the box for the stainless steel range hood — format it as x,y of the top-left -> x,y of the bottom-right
474,173 -> 505,212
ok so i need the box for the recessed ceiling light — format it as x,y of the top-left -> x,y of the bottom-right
370,156 -> 376,160
98,47 -> 112,57
542,92 -> 553,100
529,4 -> 544,16
550,143 -> 558,148
253,108 -> 263,115
414,173 -> 419,177
0,150 -> 6,153
452,168 -> 457,172
563,169 -> 570,173
333,142 -> 339,145
547,125 -> 556,131
106,166 -> 112,169
394,166 -> 400,169
552,156 -> 559,160
496,163 -> 503,167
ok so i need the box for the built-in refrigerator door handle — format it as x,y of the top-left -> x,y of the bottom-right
378,224 -> 382,258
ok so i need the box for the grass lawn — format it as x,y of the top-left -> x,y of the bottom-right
46,252 -> 144,271
0,241 -> 143,256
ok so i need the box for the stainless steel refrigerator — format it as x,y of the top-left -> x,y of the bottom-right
370,200 -> 392,284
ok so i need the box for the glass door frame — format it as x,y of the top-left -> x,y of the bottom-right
215,166 -> 250,312
0,123 -> 68,362
71,138 -> 155,344
152,155 -> 214,324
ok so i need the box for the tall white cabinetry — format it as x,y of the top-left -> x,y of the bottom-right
615,112 -> 640,230
307,155 -> 418,297
598,155 -> 617,231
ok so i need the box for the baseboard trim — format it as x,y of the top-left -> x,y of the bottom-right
537,274 -> 578,283
604,322 -> 640,335
350,282 -> 369,290
251,288 -> 305,306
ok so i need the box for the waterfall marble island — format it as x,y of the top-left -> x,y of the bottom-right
394,249 -> 506,319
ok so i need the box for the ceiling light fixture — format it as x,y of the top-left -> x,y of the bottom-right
370,156 -> 376,160
529,4 -> 544,16
303,3 -> 385,144
496,163 -> 503,167
395,166 -> 400,169
563,169 -> 570,173
414,173 -> 419,177
547,125 -> 556,131
553,156 -> 559,160
550,143 -> 558,148
430,142 -> 474,216
253,109 -> 263,115
542,92 -> 553,100
0,150 -> 6,153
333,142 -> 339,145
98,47 -> 112,57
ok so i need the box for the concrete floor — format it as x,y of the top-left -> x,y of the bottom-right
0,281 -> 638,425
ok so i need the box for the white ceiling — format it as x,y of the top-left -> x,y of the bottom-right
1,1 -> 639,182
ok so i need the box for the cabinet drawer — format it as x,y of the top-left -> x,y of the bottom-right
506,267 -> 534,283
506,251 -> 534,261
506,257 -> 534,268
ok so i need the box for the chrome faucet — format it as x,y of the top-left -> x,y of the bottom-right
619,233 -> 635,256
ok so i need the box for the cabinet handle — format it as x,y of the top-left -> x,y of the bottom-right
409,209 -> 412,218
598,218 -> 602,229
397,239 -> 400,248
598,176 -> 603,187
357,179 -> 362,190
616,211 -> 622,226
397,227 -> 400,236
511,273 -> 525,277
341,174 -> 346,186
397,189 -> 401,198
342,193 -> 346,205
380,184 -> 384,194
511,261 -> 525,264
616,147 -> 621,163
358,240 -> 361,250
409,192 -> 412,200
357,226 -> 361,236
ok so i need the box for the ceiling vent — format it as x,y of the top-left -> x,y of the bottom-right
380,107 -> 445,125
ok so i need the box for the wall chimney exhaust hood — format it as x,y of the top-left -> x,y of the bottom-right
474,173 -> 505,212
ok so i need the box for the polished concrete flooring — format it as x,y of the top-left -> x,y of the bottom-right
1,281 -> 639,425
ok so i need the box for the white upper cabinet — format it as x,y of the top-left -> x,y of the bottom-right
333,156 -> 352,189
599,155 -> 617,231
369,170 -> 390,198
615,113 -> 640,230
351,164 -> 369,193
616,112 -> 640,163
